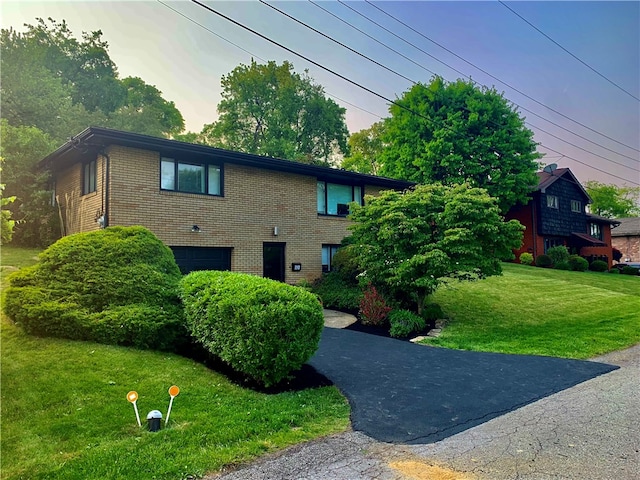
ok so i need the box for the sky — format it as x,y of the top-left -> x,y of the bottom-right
2,0 -> 639,188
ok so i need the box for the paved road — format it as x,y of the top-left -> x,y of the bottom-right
208,335 -> 637,479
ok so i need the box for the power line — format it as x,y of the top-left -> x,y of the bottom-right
186,0 -> 638,186
362,0 -> 640,154
271,0 -> 638,172
498,0 -> 640,102
314,0 -> 639,166
157,0 -> 383,122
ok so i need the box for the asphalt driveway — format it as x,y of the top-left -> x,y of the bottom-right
308,328 -> 617,444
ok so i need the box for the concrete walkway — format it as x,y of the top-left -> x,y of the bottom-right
323,308 -> 357,329
207,343 -> 640,479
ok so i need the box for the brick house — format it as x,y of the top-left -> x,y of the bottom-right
39,127 -> 412,282
611,217 -> 640,262
506,168 -> 619,267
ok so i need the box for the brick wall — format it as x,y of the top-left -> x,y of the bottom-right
57,144 -> 388,283
612,236 -> 640,262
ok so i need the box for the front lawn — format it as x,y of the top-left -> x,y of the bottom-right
1,246 -> 349,479
424,263 -> 640,358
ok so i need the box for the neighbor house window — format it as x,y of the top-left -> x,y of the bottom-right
161,158 -> 222,195
82,160 -> 96,195
571,200 -> 582,213
590,223 -> 602,240
322,244 -> 340,272
546,195 -> 558,209
317,181 -> 362,215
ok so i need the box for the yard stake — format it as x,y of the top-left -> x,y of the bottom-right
165,385 -> 180,426
127,391 -> 141,427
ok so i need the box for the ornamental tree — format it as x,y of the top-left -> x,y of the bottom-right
379,76 -> 541,212
348,183 -> 524,314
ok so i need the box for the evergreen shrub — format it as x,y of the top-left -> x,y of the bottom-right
547,245 -> 570,266
589,260 -> 608,272
180,271 -> 324,387
519,252 -> 534,265
535,254 -> 553,268
568,255 -> 589,272
311,271 -> 362,311
621,266 -> 640,276
389,309 -> 426,338
3,226 -> 187,350
555,261 -> 571,271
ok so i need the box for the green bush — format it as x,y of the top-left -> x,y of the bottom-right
3,226 -> 187,350
311,271 -> 362,312
535,254 -> 553,268
609,268 -> 620,274
519,252 -> 534,265
389,309 -> 426,338
621,266 -> 640,276
330,245 -> 362,284
421,302 -> 445,329
547,245 -> 569,266
568,255 -> 589,272
589,260 -> 609,272
180,270 -> 324,387
555,261 -> 571,271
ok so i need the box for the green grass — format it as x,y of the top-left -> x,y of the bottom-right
423,263 -> 640,359
1,247 -> 349,479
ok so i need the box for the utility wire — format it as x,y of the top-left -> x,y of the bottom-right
499,0 -> 640,102
157,0 -> 383,121
314,0 -> 639,166
273,0 -> 638,172
362,0 -> 640,154
186,0 -> 638,185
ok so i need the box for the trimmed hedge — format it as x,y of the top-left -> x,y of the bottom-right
568,255 -> 589,272
180,271 -> 324,387
3,226 -> 187,350
311,271 -> 363,312
519,252 -> 533,266
535,254 -> 553,268
589,260 -> 608,272
547,245 -> 569,266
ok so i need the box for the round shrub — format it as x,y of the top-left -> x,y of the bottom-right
589,260 -> 608,272
519,252 -> 533,266
3,226 -> 187,350
330,245 -> 362,284
389,309 -> 426,339
547,245 -> 569,266
568,255 -> 589,272
554,261 -> 571,271
180,270 -> 324,387
535,254 -> 553,268
621,266 -> 640,276
608,268 -> 620,274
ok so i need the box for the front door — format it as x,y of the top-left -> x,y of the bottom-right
263,242 -> 285,282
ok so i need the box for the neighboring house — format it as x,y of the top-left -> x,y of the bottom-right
506,168 -> 619,267
39,127 -> 413,282
611,217 -> 640,262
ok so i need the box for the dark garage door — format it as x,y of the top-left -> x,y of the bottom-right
171,247 -> 232,274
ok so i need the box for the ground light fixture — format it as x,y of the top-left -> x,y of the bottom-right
126,385 -> 180,431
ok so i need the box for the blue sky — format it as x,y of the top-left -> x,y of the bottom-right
2,1 -> 639,188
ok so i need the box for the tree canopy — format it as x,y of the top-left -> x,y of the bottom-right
200,60 -> 349,165
341,121 -> 385,175
348,183 -> 524,314
379,77 -> 541,212
585,181 -> 640,218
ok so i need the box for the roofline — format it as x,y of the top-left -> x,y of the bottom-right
536,168 -> 592,203
40,126 -> 415,189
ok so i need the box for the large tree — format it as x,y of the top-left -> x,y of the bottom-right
584,181 -> 640,218
201,60 -> 349,165
341,121 -> 385,175
380,77 -> 541,212
348,183 -> 524,315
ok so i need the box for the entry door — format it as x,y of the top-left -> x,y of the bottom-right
263,242 -> 285,282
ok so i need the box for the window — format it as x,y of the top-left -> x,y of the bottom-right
322,244 -> 340,272
590,223 -> 603,240
571,200 -> 582,213
546,195 -> 558,209
161,158 -> 222,195
317,181 -> 362,215
82,160 -> 96,195
544,237 -> 564,252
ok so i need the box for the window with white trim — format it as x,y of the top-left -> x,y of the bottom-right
571,200 -> 582,213
590,223 -> 603,240
546,195 -> 558,209
317,181 -> 362,215
161,158 -> 222,195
